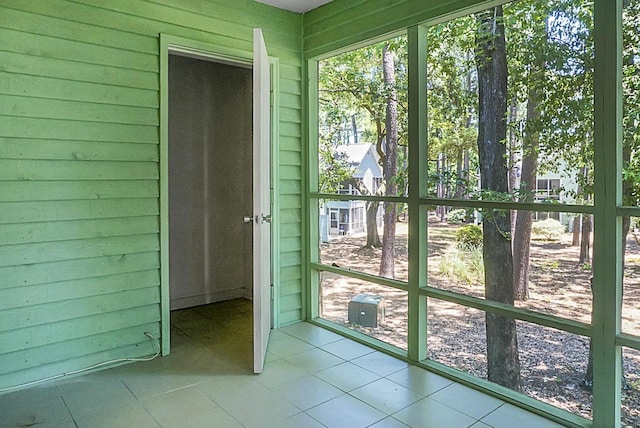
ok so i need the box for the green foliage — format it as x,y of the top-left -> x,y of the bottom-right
438,246 -> 484,285
446,209 -> 468,224
539,259 -> 560,272
623,1 -> 640,206
531,218 -> 566,241
424,0 -> 602,206
318,144 -> 355,194
456,225 -> 483,249
426,16 -> 479,199
317,34 -> 409,197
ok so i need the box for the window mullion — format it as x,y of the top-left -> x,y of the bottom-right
407,24 -> 428,362
591,1 -> 624,426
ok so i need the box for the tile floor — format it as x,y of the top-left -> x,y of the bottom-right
0,299 -> 566,428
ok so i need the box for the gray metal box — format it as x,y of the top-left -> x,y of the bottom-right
348,294 -> 385,327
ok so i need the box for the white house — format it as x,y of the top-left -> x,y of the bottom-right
322,143 -> 383,239
533,159 -> 580,227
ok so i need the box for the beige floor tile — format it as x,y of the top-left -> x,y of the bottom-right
0,384 -> 59,412
393,397 -> 476,428
271,375 -> 343,410
351,351 -> 409,376
316,361 -> 381,391
74,402 -> 160,428
350,378 -> 423,414
0,395 -> 72,428
214,381 -> 299,428
387,365 -> 453,396
267,334 -> 316,358
306,394 -> 386,428
57,377 -> 136,418
194,373 -> 258,404
470,422 -> 493,428
278,412 -> 327,428
256,358 -> 308,388
284,347 -> 344,373
322,338 -> 376,360
368,416 -> 412,428
141,386 -> 220,426
480,403 -> 567,428
279,322 -> 344,346
430,382 -> 504,420
120,370 -> 209,399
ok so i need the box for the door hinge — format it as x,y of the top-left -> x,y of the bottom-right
270,284 -> 274,300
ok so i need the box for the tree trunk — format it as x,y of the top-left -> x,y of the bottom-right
463,150 -> 470,199
508,99 -> 519,239
508,97 -> 519,195
351,115 -> 358,145
437,153 -> 446,221
579,214 -> 591,265
572,215 -> 581,246
380,43 -> 398,278
578,167 -> 591,264
365,201 -> 382,248
512,56 -> 543,301
354,180 -> 382,248
475,6 -> 522,391
455,154 -> 464,199
512,213 -> 533,300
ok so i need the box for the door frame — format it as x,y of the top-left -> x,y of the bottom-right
158,34 -> 280,356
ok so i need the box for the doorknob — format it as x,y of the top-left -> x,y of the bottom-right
243,216 -> 254,223
262,214 -> 272,223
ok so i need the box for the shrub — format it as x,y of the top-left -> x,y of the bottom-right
446,209 -> 467,224
531,218 -> 565,241
455,224 -> 483,249
438,246 -> 484,284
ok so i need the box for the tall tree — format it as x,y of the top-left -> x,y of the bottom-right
507,3 -> 548,301
318,38 -> 408,273
475,6 -> 522,391
380,44 -> 399,278
511,61 -> 544,300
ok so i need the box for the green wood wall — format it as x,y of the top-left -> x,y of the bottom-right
303,0 -> 499,58
0,0 -> 303,390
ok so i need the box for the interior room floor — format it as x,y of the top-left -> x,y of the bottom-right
0,299 -> 566,428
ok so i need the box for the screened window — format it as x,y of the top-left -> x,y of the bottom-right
309,1 -> 638,426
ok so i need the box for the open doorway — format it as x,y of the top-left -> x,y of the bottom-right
168,53 -> 253,368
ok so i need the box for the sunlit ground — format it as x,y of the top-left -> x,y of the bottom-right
319,218 -> 640,424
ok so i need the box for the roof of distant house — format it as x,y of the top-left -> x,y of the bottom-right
335,143 -> 378,166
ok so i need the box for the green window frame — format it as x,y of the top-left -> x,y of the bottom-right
305,2 -> 633,427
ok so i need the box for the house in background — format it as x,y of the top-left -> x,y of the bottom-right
533,160 -> 580,227
322,143 -> 383,239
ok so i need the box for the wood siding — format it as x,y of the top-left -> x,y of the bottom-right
0,0 -> 303,389
303,0 -> 496,58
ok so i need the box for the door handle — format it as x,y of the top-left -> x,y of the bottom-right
244,214 -> 271,224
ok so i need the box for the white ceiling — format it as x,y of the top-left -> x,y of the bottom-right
254,0 -> 333,13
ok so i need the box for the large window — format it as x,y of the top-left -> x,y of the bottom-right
309,1 -> 638,427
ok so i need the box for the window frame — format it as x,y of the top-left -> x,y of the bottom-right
305,2 -> 631,427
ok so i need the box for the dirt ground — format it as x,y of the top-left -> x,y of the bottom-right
319,218 -> 640,426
